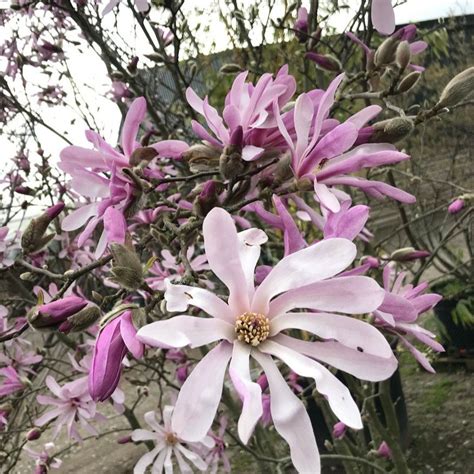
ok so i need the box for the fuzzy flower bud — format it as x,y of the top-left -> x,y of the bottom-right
395,41 -> 411,70
26,428 -> 42,441
390,247 -> 430,261
305,52 -> 341,72
109,243 -> 143,291
89,309 -> 144,402
28,296 -> 88,330
219,63 -> 243,75
377,441 -> 392,459
219,144 -> 246,180
57,305 -> 101,334
374,36 -> 399,67
294,7 -> 309,42
21,202 -> 65,255
434,66 -> 474,111
193,180 -> 223,217
396,71 -> 422,93
370,117 -> 414,144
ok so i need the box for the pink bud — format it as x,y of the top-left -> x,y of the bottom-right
448,198 -> 465,214
257,373 -> 268,391
332,422 -> 347,439
176,365 -> 189,384
117,435 -> 132,444
377,441 -> 392,459
360,256 -> 380,268
45,202 -> 65,220
26,428 -> 41,441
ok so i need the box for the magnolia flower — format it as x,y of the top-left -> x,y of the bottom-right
60,97 -> 188,256
203,416 -> 231,474
131,407 -> 213,474
89,310 -> 144,401
294,7 -> 309,41
187,66 -> 296,161
137,208 -> 397,473
0,342 -> 42,376
35,376 -> 103,441
24,442 -> 62,473
374,265 -> 443,372
146,247 -> 209,291
0,366 -> 25,397
274,74 -> 414,212
0,226 -> 17,268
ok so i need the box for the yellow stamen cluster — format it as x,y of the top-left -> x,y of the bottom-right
235,312 -> 270,347
165,432 -> 178,446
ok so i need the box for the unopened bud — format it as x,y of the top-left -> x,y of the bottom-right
397,71 -> 421,93
21,202 -> 64,255
117,435 -> 132,444
219,144 -> 246,180
26,428 -> 41,441
127,56 -> 139,75
129,147 -> 158,166
20,272 -> 34,281
395,41 -> 411,70
307,28 -> 322,50
370,117 -> 414,144
92,291 -> 103,303
324,440 -> 334,452
305,52 -> 341,72
448,198 -> 465,214
28,296 -> 88,330
434,66 -> 474,111
109,243 -> 143,291
145,52 -> 166,63
182,144 -> 220,172
58,306 -> 101,333
219,63 -> 242,74
374,36 -> 399,67
390,247 -> 430,261
193,180 -> 223,217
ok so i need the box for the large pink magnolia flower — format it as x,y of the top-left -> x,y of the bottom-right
374,265 -> 443,372
131,406 -> 213,474
35,376 -> 103,441
60,97 -> 188,256
186,66 -> 296,161
274,74 -> 414,212
137,208 -> 397,473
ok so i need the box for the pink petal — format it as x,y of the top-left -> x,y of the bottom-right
203,208 -> 249,314
164,280 -> 234,323
253,351 -> 320,473
137,316 -> 234,349
228,343 -> 263,444
346,105 -> 382,129
276,334 -> 397,382
252,238 -> 356,315
151,140 -> 189,158
103,207 -> 127,245
120,311 -> 143,358
121,97 -> 146,157
371,0 -> 395,35
260,340 -> 362,429
377,292 -> 418,323
61,203 -> 98,232
242,145 -> 265,162
268,276 -> 385,318
314,182 -> 341,213
172,342 -> 233,441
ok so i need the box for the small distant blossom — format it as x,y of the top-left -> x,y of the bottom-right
35,376 -> 103,441
0,342 -> 42,376
0,226 -> 18,268
24,442 -> 62,472
294,7 -> 308,41
146,247 -> 209,291
374,265 -> 444,372
203,416 -> 231,474
137,208 -> 397,472
131,407 -> 213,474
0,366 -> 25,397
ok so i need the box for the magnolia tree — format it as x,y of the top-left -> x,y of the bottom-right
0,1 -> 473,473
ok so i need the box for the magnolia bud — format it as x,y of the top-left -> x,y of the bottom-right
109,243 -> 143,291
193,180 -> 223,217
305,52 -> 341,72
374,36 -> 399,67
307,28 -> 322,50
370,117 -> 414,144
448,198 -> 465,214
219,63 -> 242,74
182,144 -> 220,172
434,66 -> 474,111
397,71 -> 421,93
28,296 -> 88,330
117,435 -> 132,444
144,52 -> 166,63
26,428 -> 42,441
21,202 -> 64,255
129,147 -> 158,166
390,247 -> 430,261
219,144 -> 246,180
58,305 -> 101,333
395,41 -> 411,70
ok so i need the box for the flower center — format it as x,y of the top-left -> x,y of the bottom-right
165,432 -> 178,446
235,312 -> 270,347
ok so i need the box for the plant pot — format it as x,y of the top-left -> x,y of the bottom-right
434,299 -> 474,355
